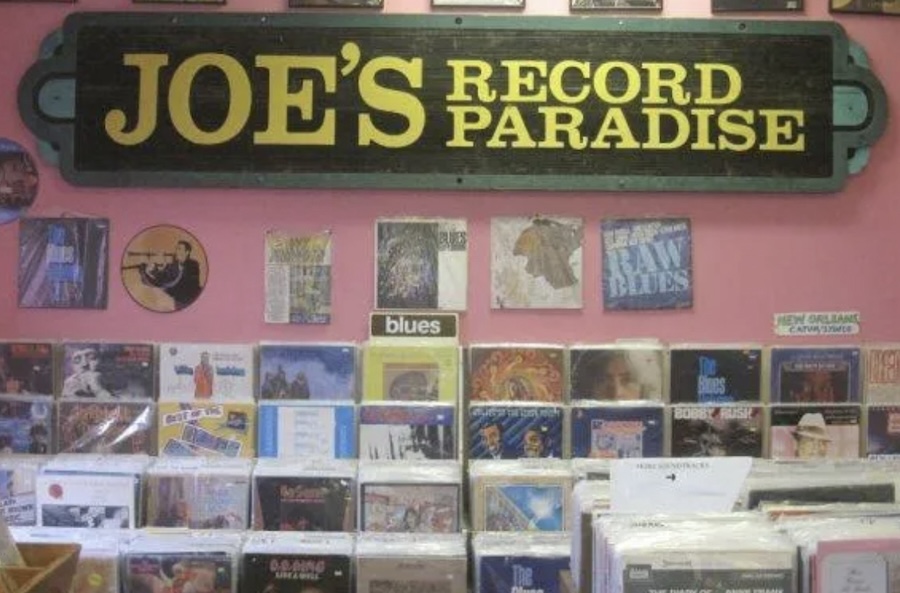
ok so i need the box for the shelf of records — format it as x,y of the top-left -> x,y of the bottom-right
5,458 -> 900,593
2,340 -> 900,458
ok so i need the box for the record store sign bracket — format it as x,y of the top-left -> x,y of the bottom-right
18,14 -> 888,192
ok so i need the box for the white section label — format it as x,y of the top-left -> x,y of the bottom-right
774,311 -> 860,337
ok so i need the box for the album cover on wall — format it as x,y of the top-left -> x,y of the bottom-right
601,218 -> 692,310
865,345 -> 900,403
61,342 -> 154,400
361,483 -> 460,533
0,397 -> 53,454
830,0 -> 900,14
569,403 -> 664,458
257,402 -> 356,459
360,404 -> 456,460
259,343 -> 356,401
769,404 -> 861,459
0,342 -> 53,396
468,404 -> 564,460
158,402 -> 256,458
253,475 -> 354,531
469,345 -> 565,403
58,401 -> 154,454
769,347 -> 861,403
669,346 -> 762,403
158,343 -> 254,401
491,216 -> 583,309
18,217 -> 109,309
568,345 -> 664,401
670,405 -> 764,457
0,138 -> 38,221
362,345 -> 459,402
376,218 -> 468,311
264,231 -> 332,325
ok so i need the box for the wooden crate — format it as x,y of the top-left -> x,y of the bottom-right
0,544 -> 81,593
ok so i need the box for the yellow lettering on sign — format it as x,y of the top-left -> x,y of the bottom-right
446,60 -> 497,102
104,53 -> 169,146
446,106 -> 491,147
759,109 -> 805,151
358,57 -> 425,148
695,63 -> 742,105
718,109 -> 756,151
500,60 -> 548,103
589,108 -> 640,149
254,56 -> 336,146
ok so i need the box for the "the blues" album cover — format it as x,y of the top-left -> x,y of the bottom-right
669,347 -> 762,403
770,347 -> 861,403
257,403 -> 356,460
0,342 -> 53,396
253,476 -> 354,531
867,405 -> 900,459
670,405 -> 764,457
478,552 -> 569,593
243,553 -> 351,593
601,218 -> 692,311
359,404 -> 456,460
18,217 -> 109,309
469,404 -> 563,460
259,344 -> 356,401
569,404 -> 664,458
0,397 -> 53,454
61,343 -> 154,399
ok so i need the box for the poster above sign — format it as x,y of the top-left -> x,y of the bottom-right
17,14 -> 887,192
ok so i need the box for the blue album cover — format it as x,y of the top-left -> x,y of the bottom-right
601,218 -> 692,310
669,347 -> 762,403
359,404 -> 455,460
770,347 -> 861,403
484,484 -> 565,531
259,344 -> 356,400
867,406 -> 900,459
478,554 -> 569,593
0,398 -> 53,454
569,405 -> 664,459
257,402 -> 356,459
18,217 -> 109,309
469,405 -> 564,459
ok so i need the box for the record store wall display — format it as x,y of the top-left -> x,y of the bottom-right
0,138 -> 38,226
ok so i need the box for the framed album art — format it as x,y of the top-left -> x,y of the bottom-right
433,0 -> 524,7
571,0 -> 661,10
289,0 -> 382,7
713,0 -> 801,11
830,0 -> 900,14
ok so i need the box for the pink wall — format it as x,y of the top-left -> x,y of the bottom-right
0,0 -> 897,345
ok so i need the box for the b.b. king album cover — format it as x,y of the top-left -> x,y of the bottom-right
362,345 -> 459,402
253,476 -> 354,531
480,483 -> 566,531
0,397 -> 53,454
158,402 -> 256,458
259,344 -> 356,401
159,343 -> 255,401
769,404 -> 861,459
61,342 -> 154,399
124,552 -> 234,593
18,217 -> 109,309
669,347 -> 762,403
770,347 -> 861,403
468,404 -> 563,460
865,345 -> 900,403
361,484 -> 459,533
58,401 -> 154,454
243,553 -> 351,593
568,346 -> 663,401
0,465 -> 38,526
569,404 -> 664,458
359,404 -> 456,461
146,474 -> 249,529
669,405 -> 764,457
357,556 -> 466,593
0,342 -> 53,396
600,218 -> 692,311
376,218 -> 468,311
36,473 -> 136,528
867,405 -> 900,459
257,402 -> 356,459
478,555 -> 569,593
469,346 -> 565,403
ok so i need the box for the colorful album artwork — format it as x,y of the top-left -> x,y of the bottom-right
568,347 -> 664,401
0,342 -> 53,396
146,473 -> 250,529
376,218 -> 468,311
569,404 -> 664,458
360,404 -> 456,461
469,346 -> 565,403
158,402 -> 256,458
0,138 -> 38,225
478,555 -> 569,593
253,476 -> 354,531
482,483 -> 566,531
571,0 -> 661,9
362,345 -> 459,402
123,552 -> 234,593
670,405 -> 764,457
770,347 -> 861,403
669,347 -> 762,403
361,484 -> 459,533
830,0 -> 900,14
61,342 -> 154,399
258,344 -> 356,400
58,401 -> 154,454
0,397 -> 53,454
0,463 -> 38,525
257,402 -> 356,459
601,218 -> 692,311
769,405 -> 861,459
864,345 -> 900,403
18,217 -> 109,309
159,343 -> 254,401
468,405 -> 563,460
867,405 -> 900,459
491,216 -> 583,309
243,553 -> 352,593
264,231 -> 332,325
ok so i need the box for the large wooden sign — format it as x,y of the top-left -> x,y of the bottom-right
18,13 -> 887,192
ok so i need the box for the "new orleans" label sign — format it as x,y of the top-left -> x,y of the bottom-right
18,13 -> 887,192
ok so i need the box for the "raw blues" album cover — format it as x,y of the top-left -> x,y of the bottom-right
669,346 -> 762,403
469,404 -> 563,460
569,404 -> 664,458
670,405 -> 764,457
259,344 -> 356,401
770,347 -> 861,403
360,404 -> 456,460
